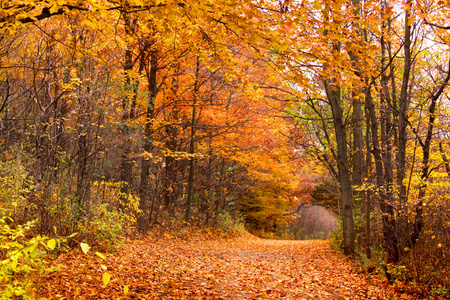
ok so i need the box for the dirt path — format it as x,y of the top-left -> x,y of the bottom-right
38,233 -> 397,299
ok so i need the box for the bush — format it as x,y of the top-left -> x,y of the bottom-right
0,154 -> 34,223
0,210 -> 63,299
78,203 -> 125,251
217,211 -> 246,236
329,219 -> 343,252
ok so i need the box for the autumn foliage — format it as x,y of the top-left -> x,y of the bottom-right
1,0 -> 450,298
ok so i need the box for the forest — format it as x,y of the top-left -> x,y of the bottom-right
0,0 -> 449,298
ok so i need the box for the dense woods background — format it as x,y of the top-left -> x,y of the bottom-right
1,0 -> 449,298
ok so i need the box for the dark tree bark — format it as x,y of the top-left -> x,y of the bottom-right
439,140 -> 450,176
185,57 -> 200,223
364,103 -> 372,259
138,49 -> 158,231
118,12 -> 139,211
324,76 -> 355,255
397,0 -> 413,207
366,84 -> 399,264
349,0 -> 364,192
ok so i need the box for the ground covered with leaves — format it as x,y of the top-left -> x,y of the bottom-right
37,231 -> 402,299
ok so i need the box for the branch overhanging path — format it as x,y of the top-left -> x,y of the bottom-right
37,233 -> 396,299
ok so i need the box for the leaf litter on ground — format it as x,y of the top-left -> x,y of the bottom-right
37,230 -> 406,299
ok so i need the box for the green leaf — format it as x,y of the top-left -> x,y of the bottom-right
47,239 -> 56,250
102,272 -> 111,286
80,243 -> 90,254
95,251 -> 107,260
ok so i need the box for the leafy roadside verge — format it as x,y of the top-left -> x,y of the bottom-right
36,232 -> 403,299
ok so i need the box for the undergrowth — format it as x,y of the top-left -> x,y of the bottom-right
329,224 -> 449,300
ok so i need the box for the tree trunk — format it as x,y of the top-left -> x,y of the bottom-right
76,129 -> 91,216
163,67 -> 181,214
397,0 -> 413,206
364,95 -> 372,259
439,140 -> 450,176
324,78 -> 355,255
185,58 -> 200,223
349,0 -> 364,192
138,50 -> 158,231
366,85 -> 399,264
118,12 -> 138,210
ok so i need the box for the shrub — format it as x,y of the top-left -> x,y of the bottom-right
78,203 -> 125,251
0,210 -> 63,299
0,154 -> 34,223
217,211 -> 246,236
329,219 -> 343,252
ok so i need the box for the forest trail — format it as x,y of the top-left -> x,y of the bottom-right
38,232 -> 398,299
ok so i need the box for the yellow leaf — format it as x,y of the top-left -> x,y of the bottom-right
102,272 -> 111,286
47,239 -> 56,250
80,243 -> 90,254
30,241 -> 39,257
124,285 -> 129,294
95,252 -> 107,260
49,5 -> 60,14
67,232 -> 78,238
11,259 -> 18,270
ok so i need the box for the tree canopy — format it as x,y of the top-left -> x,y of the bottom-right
1,0 -> 450,296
